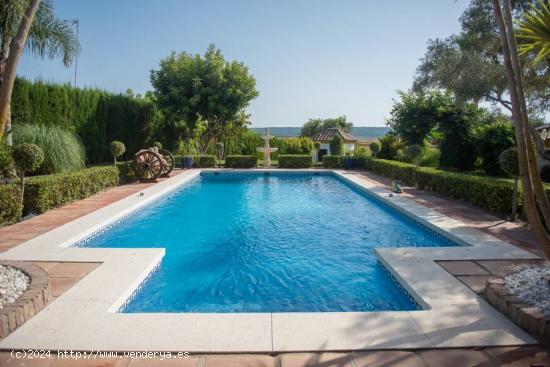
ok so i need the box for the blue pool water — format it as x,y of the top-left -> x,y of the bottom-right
80,172 -> 456,313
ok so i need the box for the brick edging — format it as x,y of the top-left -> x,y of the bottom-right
0,261 -> 51,338
485,263 -> 550,343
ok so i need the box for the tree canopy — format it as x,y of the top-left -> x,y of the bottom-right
300,116 -> 353,137
413,0 -> 550,115
386,90 -> 455,146
150,44 -> 259,151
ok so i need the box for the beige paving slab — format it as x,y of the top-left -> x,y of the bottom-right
438,260 -> 489,276
272,312 -> 432,351
456,275 -> 489,294
408,301 -> 535,348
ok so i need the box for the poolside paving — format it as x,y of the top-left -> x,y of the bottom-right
0,171 -> 184,253
0,168 -> 549,365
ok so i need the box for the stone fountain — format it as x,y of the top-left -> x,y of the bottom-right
257,128 -> 278,167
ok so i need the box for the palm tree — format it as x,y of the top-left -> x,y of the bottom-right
516,0 -> 550,64
0,0 -> 80,143
492,0 -> 550,259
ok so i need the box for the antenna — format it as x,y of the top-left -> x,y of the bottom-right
64,19 -> 80,87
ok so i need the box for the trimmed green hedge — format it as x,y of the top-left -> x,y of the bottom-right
225,155 -> 257,168
12,78 -> 161,164
176,155 -> 216,168
24,166 -> 119,214
278,155 -> 312,168
323,155 -> 344,168
0,184 -> 23,227
364,159 -> 521,215
116,161 -> 137,184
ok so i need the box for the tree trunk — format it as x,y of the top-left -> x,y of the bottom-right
0,28 -> 11,146
502,0 -> 550,229
492,0 -> 550,258
0,0 -> 41,140
5,105 -> 12,145
512,175 -> 518,222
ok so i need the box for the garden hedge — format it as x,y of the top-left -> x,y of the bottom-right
0,184 -> 23,227
323,155 -> 344,168
176,155 -> 216,168
116,161 -> 137,184
364,158 -> 532,215
225,155 -> 257,168
12,78 -> 161,163
24,166 -> 119,214
278,155 -> 312,168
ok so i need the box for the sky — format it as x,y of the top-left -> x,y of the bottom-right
18,0 -> 468,127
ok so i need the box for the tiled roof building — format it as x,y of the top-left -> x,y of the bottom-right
311,128 -> 359,143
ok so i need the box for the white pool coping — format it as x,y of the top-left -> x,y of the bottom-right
0,169 -> 541,352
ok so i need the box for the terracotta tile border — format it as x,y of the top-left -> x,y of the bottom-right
0,261 -> 51,339
485,262 -> 550,343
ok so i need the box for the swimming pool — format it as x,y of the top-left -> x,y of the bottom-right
79,172 -> 457,313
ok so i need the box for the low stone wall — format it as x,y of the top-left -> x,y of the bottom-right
0,261 -> 51,338
486,263 -> 550,343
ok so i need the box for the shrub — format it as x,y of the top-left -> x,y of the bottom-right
438,109 -> 477,171
0,184 -> 23,226
283,137 -> 314,154
13,124 -> 86,174
116,161 -> 136,184
418,146 -> 440,167
499,147 -> 520,220
365,159 -> 417,184
329,136 -> 344,156
24,166 -> 119,214
475,122 -> 515,175
12,78 -> 163,164
153,141 -> 163,149
109,141 -> 126,164
13,143 -> 44,174
177,155 -> 216,168
323,155 -> 343,168
378,134 -> 402,160
0,141 -> 14,178
279,155 -> 312,168
403,145 -> 423,165
364,159 -> 518,215
499,147 -> 519,178
225,155 -> 257,168
369,141 -> 381,157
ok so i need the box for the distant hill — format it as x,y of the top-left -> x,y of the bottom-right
250,126 -> 389,139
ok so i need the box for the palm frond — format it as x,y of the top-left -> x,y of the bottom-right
516,0 -> 550,64
26,0 -> 80,66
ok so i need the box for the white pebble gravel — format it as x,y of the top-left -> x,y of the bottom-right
0,265 -> 30,309
505,266 -> 550,316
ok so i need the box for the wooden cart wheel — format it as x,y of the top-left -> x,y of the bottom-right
133,150 -> 163,181
159,148 -> 175,177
